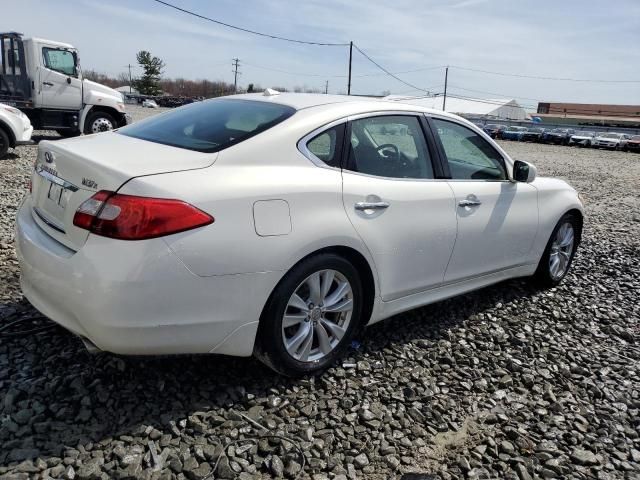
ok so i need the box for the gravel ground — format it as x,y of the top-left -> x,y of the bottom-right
0,106 -> 638,480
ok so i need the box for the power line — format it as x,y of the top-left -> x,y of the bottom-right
352,44 -> 432,93
150,0 -> 349,46
449,65 -> 640,83
242,61 -> 445,79
448,84 -> 543,103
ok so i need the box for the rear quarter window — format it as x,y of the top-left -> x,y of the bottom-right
119,99 -> 295,153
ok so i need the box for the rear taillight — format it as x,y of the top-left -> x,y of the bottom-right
73,190 -> 214,240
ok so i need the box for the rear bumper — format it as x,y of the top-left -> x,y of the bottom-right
15,196 -> 281,356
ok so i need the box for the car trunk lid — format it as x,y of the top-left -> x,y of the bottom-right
30,133 -> 217,251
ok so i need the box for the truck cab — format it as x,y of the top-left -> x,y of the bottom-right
0,32 -> 129,137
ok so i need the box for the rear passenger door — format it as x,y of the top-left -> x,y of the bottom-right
339,113 -> 457,301
428,117 -> 538,283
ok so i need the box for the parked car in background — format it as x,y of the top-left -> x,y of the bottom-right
501,126 -> 527,140
568,131 -> 596,148
482,123 -> 507,139
15,93 -> 583,375
142,99 -> 160,108
621,135 -> 640,152
0,103 -> 33,158
592,132 -> 630,150
542,128 -> 575,145
520,127 -> 545,142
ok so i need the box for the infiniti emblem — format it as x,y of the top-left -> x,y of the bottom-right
44,151 -> 54,164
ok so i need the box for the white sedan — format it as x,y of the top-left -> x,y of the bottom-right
0,103 -> 34,158
15,92 -> 583,375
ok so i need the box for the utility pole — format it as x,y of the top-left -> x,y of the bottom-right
232,58 -> 241,94
443,66 -> 449,111
347,41 -> 353,95
127,64 -> 133,93
325,80 -> 329,94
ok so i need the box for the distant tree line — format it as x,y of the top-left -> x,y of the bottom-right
83,50 -> 332,98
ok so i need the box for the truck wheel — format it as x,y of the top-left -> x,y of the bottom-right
84,111 -> 117,134
0,128 -> 9,159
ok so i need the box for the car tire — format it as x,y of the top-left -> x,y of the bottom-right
254,253 -> 364,376
56,129 -> 81,138
84,111 -> 117,135
532,213 -> 580,288
0,128 -> 9,159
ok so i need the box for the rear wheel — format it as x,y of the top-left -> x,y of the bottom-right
254,254 -> 363,376
0,128 -> 9,159
532,213 -> 580,287
84,111 -> 117,134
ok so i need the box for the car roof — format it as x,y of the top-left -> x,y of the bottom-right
229,92 -> 466,120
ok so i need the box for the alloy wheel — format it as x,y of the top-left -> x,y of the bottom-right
549,222 -> 575,279
282,269 -> 353,363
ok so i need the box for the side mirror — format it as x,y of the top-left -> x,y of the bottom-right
513,160 -> 537,183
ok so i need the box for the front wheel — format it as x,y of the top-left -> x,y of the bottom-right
254,254 -> 364,376
532,214 -> 580,287
84,111 -> 117,134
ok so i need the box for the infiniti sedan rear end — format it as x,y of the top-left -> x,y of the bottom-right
16,93 -> 583,375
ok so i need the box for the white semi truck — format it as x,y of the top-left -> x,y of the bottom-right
0,32 -> 130,138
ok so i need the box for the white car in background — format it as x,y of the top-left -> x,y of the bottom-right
592,132 -> 630,150
142,99 -> 159,108
15,93 -> 584,375
568,131 -> 596,148
0,103 -> 33,158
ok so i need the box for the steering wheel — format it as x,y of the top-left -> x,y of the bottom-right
376,143 -> 400,159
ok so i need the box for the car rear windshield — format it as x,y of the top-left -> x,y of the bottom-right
118,99 -> 296,153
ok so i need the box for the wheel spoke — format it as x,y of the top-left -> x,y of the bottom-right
320,318 -> 346,341
324,281 -> 350,307
283,313 -> 306,328
560,228 -> 574,247
323,298 -> 353,313
286,323 -> 311,353
315,322 -> 332,354
297,326 -> 314,361
550,254 -> 560,276
306,272 -> 322,305
288,293 -> 309,312
320,270 -> 335,300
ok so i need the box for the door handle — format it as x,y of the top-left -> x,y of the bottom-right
43,82 -> 54,86
458,199 -> 482,207
355,201 -> 390,211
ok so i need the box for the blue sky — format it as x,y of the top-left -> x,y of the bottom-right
6,0 -> 640,108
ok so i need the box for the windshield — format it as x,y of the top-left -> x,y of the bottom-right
575,131 -> 594,136
600,133 -> 622,139
631,136 -> 640,141
119,99 -> 295,152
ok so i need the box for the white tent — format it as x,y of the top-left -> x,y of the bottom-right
384,95 -> 529,121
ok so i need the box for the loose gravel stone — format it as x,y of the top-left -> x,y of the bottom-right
0,109 -> 639,478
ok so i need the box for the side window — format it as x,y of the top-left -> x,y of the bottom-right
42,48 -> 77,76
305,123 -> 345,168
346,115 -> 434,179
432,119 -> 506,181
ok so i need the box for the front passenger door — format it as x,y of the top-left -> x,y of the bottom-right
430,117 -> 538,283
